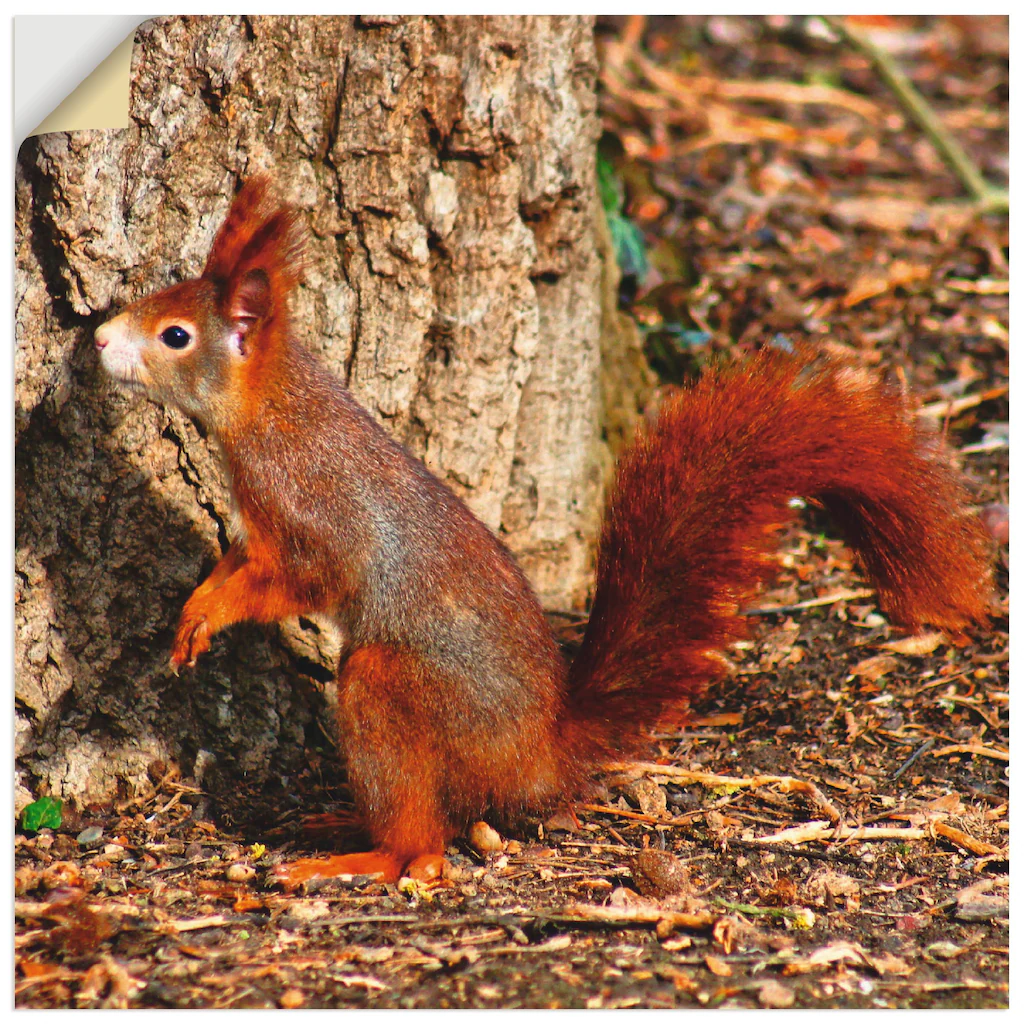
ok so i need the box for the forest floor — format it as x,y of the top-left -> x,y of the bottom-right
15,15 -> 1008,1010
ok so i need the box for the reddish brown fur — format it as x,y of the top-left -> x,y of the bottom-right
561,349 -> 992,769
98,178 -> 993,885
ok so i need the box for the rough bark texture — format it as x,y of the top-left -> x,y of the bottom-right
15,15 -> 652,811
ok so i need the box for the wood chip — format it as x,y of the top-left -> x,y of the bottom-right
929,744 -> 1009,762
932,822 -> 1004,857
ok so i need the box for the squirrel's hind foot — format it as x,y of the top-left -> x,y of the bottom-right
272,850 -> 445,890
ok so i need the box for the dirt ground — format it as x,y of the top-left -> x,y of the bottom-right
15,15 -> 1008,1009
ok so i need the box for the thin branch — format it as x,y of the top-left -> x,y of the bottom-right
821,16 -> 1008,213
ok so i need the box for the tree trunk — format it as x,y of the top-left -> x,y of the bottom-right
14,14 -> 652,811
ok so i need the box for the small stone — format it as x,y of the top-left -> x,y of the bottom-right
758,980 -> 795,1008
955,889 -> 1008,921
226,863 -> 256,883
102,844 -> 127,862
185,842 -> 206,861
468,821 -> 503,854
77,826 -> 104,848
279,989 -> 305,1009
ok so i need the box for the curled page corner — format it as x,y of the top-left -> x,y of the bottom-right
16,16 -> 151,145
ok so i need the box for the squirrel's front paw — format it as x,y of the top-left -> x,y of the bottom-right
171,612 -> 212,670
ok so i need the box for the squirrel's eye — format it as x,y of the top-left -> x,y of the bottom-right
160,325 -> 192,349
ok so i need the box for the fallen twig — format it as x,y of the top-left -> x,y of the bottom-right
749,820 -> 927,846
579,803 -> 700,827
944,278 -> 1009,295
930,743 -> 1009,762
554,902 -> 715,934
745,587 -> 874,616
712,898 -> 813,925
891,737 -> 935,780
916,386 -> 1008,420
633,52 -> 882,121
821,16 -> 1008,212
158,914 -> 238,934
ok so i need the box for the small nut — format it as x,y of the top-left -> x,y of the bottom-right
226,863 -> 256,883
631,848 -> 689,897
468,821 -> 503,854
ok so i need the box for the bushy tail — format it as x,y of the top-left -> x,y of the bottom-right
561,346 -> 992,764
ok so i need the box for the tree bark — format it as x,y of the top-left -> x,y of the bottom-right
15,14 -> 652,811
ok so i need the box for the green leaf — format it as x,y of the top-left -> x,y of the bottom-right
598,151 -> 649,284
596,152 -> 623,215
608,212 -> 650,282
20,796 -> 63,832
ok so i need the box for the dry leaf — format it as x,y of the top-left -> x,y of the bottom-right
627,777 -> 668,817
705,954 -> 733,977
336,975 -> 387,991
844,260 -> 930,308
850,654 -> 900,682
691,713 -> 744,727
863,952 -> 913,977
803,225 -> 845,253
882,632 -> 944,656
807,941 -> 867,967
954,878 -> 1009,921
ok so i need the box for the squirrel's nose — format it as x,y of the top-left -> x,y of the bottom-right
95,316 -> 128,351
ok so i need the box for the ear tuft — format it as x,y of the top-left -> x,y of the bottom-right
203,174 -> 309,297
203,176 -> 278,283
202,175 -> 310,350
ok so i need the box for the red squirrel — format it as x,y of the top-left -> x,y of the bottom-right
94,176 -> 992,886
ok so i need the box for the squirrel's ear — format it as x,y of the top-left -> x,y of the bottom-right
204,176 -> 277,282
225,269 -> 270,357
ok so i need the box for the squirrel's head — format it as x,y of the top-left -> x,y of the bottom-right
95,175 -> 308,432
